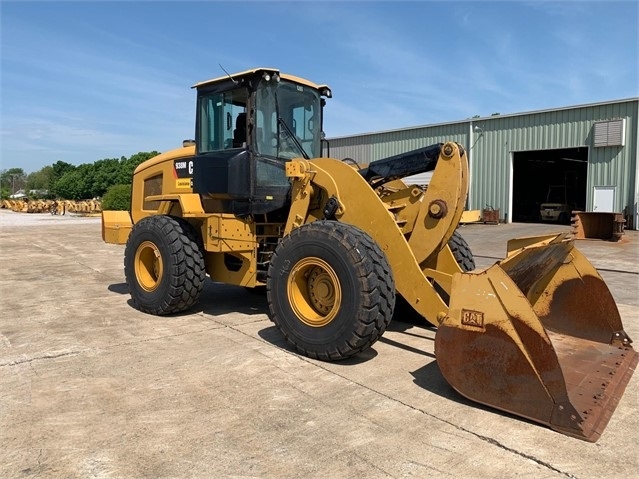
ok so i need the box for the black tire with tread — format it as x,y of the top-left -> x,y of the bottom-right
267,221 -> 396,361
448,230 -> 475,272
124,215 -> 206,315
394,229 -> 475,323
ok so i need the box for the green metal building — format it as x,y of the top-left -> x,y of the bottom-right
327,98 -> 638,229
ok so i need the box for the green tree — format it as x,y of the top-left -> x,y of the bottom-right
117,151 -> 159,184
53,170 -> 79,200
26,166 -> 55,195
0,168 -> 27,195
50,161 -> 77,197
54,169 -> 88,200
14,150 -> 160,201
90,157 -> 120,198
101,184 -> 132,211
51,161 -> 76,181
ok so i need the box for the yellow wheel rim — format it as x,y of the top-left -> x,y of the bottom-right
135,241 -> 164,292
287,257 -> 342,327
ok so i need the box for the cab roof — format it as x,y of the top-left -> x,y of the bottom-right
192,67 -> 330,93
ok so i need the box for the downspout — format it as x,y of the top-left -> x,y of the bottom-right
467,121 -> 473,210
634,99 -> 639,229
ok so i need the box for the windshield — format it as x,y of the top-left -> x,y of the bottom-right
255,79 -> 322,159
547,186 -> 571,203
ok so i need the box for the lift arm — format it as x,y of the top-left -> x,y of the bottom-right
285,142 -> 470,325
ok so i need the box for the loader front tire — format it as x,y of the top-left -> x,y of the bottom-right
124,215 -> 205,315
267,221 -> 395,361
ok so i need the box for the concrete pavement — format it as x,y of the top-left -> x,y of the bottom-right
1,210 -> 637,478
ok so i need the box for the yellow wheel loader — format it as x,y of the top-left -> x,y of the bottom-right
102,68 -> 636,442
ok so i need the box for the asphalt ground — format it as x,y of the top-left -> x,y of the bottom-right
1,209 -> 637,479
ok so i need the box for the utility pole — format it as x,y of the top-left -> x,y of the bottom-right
9,174 -> 18,195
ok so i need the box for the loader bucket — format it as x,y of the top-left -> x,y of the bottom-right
435,233 -> 637,441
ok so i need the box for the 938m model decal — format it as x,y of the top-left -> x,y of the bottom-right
173,159 -> 194,189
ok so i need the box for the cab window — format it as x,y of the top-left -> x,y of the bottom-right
197,88 -> 247,153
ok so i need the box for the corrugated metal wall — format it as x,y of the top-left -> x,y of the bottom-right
327,99 -> 638,227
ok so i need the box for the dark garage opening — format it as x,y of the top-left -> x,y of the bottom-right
512,147 -> 588,223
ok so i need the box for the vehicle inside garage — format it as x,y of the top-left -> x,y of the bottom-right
512,147 -> 588,223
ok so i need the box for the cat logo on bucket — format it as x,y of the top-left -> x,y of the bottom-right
461,309 -> 484,328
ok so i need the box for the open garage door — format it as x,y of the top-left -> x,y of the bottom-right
512,147 -> 588,223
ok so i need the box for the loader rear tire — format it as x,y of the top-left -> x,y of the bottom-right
267,221 -> 395,361
124,215 -> 206,315
449,230 -> 475,271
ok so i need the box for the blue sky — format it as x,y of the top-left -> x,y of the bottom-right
1,0 -> 637,173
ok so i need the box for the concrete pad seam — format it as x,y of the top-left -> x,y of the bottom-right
28,240 -> 112,276
461,433 -> 578,479
0,316 -> 266,369
0,325 -> 229,368
199,318 -> 587,478
297,357 -> 579,479
96,325 -> 229,352
0,349 -> 87,367
594,268 -> 639,275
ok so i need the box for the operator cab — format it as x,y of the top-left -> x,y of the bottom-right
191,68 -> 331,216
